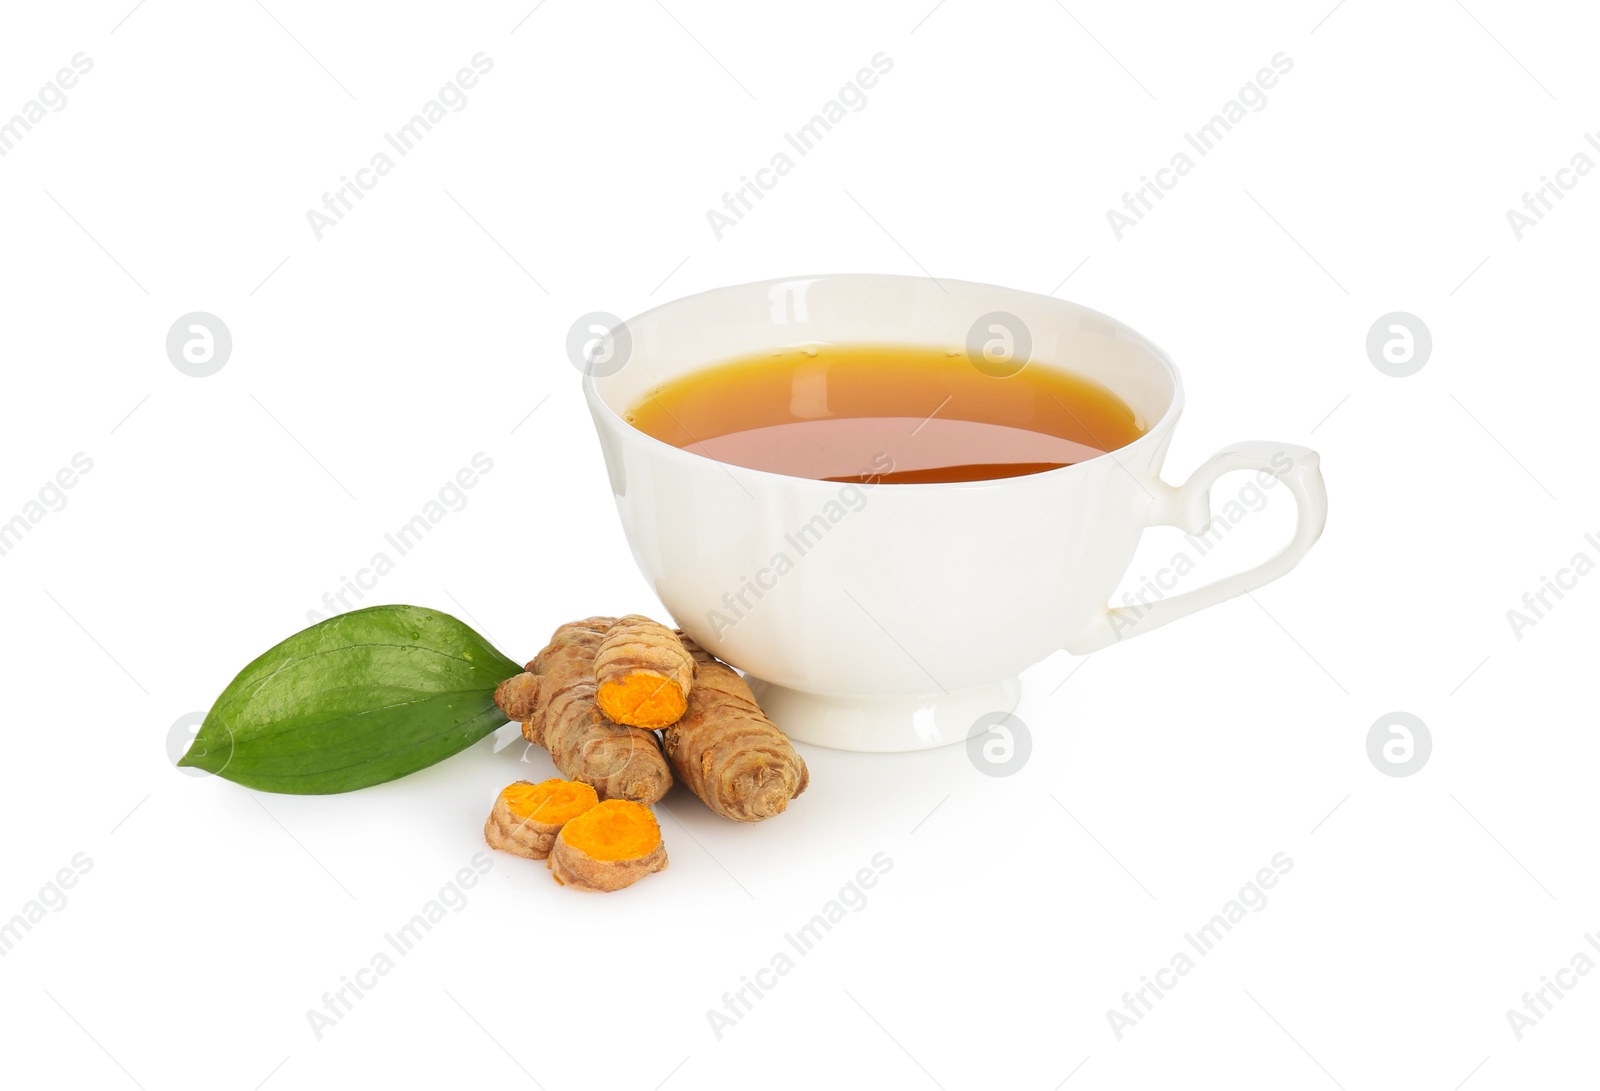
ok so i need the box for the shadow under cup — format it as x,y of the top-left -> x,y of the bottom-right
583,275 -> 1211,752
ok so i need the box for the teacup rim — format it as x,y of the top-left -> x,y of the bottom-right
582,272 -> 1186,491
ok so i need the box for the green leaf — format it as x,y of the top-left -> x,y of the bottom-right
180,604 -> 522,794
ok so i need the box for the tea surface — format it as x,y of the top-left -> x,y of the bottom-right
625,344 -> 1147,484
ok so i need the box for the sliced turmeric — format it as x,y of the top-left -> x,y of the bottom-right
548,798 -> 668,892
484,778 -> 599,860
593,615 -> 696,728
493,618 -> 673,805
665,633 -> 809,822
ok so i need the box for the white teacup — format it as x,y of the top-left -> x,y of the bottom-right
583,274 -> 1327,752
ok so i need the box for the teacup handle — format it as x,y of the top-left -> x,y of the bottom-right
1065,442 -> 1328,653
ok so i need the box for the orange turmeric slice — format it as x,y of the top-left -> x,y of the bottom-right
484,778 -> 599,860
547,799 -> 667,892
593,615 -> 694,728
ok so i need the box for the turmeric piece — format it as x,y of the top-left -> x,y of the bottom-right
493,671 -> 540,722
484,778 -> 599,860
493,618 -> 673,805
548,798 -> 668,892
665,633 -> 809,822
593,615 -> 695,728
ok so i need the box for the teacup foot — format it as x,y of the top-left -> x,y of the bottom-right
745,676 -> 1023,753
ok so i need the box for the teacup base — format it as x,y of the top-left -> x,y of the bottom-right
745,675 -> 1023,753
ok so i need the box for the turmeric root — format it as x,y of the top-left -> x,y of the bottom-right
593,615 -> 695,728
493,671 -> 540,722
493,618 -> 673,805
548,798 -> 668,892
484,778 -> 599,860
665,634 -> 809,822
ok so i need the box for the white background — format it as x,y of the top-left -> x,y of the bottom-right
1,1 -> 1596,1088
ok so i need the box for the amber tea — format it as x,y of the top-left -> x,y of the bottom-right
624,344 -> 1147,484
